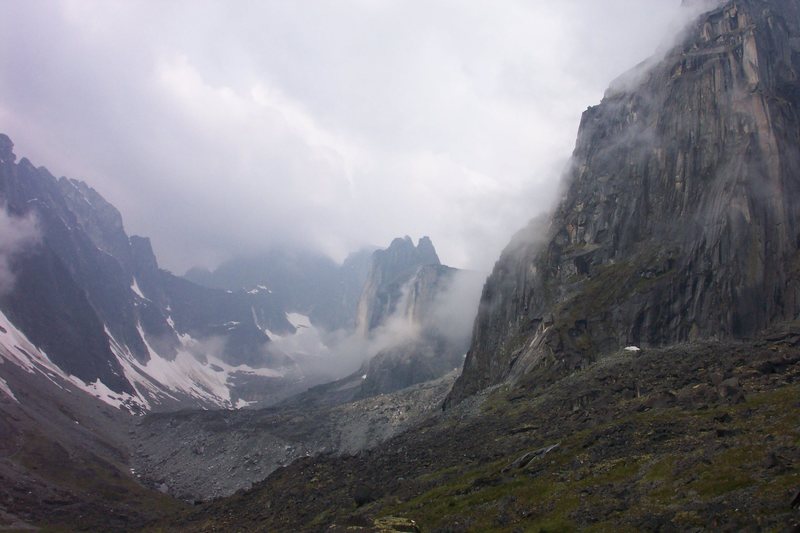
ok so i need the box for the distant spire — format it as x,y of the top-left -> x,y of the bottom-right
0,134 -> 16,164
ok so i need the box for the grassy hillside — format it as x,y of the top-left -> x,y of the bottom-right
163,325 -> 800,532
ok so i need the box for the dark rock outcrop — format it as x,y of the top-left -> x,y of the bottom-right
448,0 -> 800,405
352,239 -> 474,399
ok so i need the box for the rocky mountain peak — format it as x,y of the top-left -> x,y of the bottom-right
381,235 -> 440,267
416,236 -> 440,264
355,236 -> 443,336
0,133 -> 15,164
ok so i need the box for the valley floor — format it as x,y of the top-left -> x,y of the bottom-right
158,327 -> 800,532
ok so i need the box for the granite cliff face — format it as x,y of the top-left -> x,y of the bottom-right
448,0 -> 800,405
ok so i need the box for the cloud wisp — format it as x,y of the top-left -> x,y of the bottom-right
266,268 -> 485,381
0,206 -> 40,295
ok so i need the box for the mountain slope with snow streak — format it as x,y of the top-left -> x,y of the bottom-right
0,133 -> 314,413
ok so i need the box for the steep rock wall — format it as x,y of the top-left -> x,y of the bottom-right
448,0 -> 800,405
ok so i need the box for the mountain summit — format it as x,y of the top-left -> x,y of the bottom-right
355,236 -> 441,336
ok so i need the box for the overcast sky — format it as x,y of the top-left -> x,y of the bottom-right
0,1 -> 698,273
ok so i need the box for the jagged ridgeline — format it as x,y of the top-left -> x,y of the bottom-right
448,0 -> 800,405
0,133 -> 312,411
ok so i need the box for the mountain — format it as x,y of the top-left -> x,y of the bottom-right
355,236 -> 441,336
127,236 -> 482,502
167,1 -> 800,530
355,260 -> 483,399
0,134 -> 316,412
4,0 -> 799,530
0,132 -> 475,416
185,245 -> 376,332
281,237 -> 484,407
447,0 -> 800,406
0,137 -> 482,524
0,334 -> 186,530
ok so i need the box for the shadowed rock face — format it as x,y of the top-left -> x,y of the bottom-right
356,264 -> 472,399
357,336 -> 463,399
448,0 -> 800,406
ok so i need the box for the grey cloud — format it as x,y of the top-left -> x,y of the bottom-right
0,206 -> 40,295
0,1 -> 698,273
426,270 -> 486,346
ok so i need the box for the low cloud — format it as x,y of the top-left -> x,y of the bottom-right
0,1 -> 704,273
267,306 -> 424,382
0,206 -> 40,295
427,270 -> 486,346
606,0 -> 725,96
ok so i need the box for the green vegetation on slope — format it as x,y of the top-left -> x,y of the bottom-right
168,329 -> 800,532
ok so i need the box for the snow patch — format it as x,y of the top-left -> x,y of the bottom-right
102,323 -> 287,410
267,312 -> 330,363
268,313 -> 328,359
68,375 -> 141,410
0,308 -> 287,413
0,309 -> 52,374
247,284 -> 272,295
251,306 -> 262,331
0,309 -> 144,410
235,398 -> 255,409
0,376 -> 17,402
131,277 -> 147,299
286,312 -> 312,329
